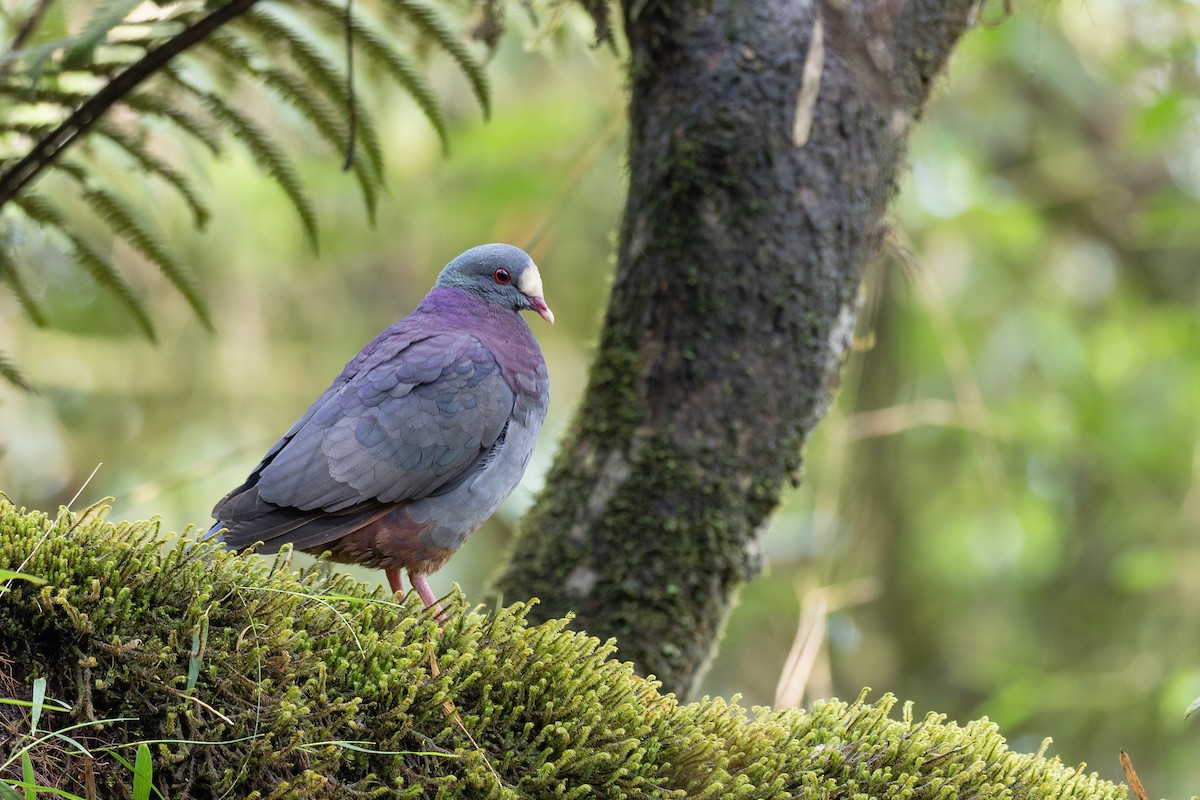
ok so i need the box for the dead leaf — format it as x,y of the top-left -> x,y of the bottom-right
1120,750 -> 1149,800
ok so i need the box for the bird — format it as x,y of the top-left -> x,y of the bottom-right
209,243 -> 552,618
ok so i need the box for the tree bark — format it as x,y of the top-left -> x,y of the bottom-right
495,0 -> 980,697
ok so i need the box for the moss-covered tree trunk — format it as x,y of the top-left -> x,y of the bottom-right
495,0 -> 981,696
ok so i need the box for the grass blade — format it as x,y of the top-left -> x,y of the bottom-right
132,743 -> 152,800
0,698 -> 68,711
186,615 -> 208,692
0,570 -> 46,585
4,781 -> 85,800
19,752 -> 33,800
297,739 -> 458,757
29,678 -> 46,733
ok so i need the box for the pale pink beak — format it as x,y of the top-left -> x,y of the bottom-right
530,296 -> 555,325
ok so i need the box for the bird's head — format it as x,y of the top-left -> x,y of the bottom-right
436,244 -> 554,325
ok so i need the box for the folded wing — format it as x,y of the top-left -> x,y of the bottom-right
213,331 -> 513,551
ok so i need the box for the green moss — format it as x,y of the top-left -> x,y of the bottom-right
578,343 -> 643,444
0,501 -> 1124,799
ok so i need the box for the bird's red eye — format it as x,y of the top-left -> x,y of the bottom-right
493,268 -> 511,284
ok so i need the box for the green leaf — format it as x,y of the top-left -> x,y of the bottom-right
66,232 -> 158,341
20,752 -> 33,800
132,743 -> 152,800
0,569 -> 46,584
1186,695 -> 1200,720
186,616 -> 208,692
262,66 -> 381,219
124,90 -> 224,155
0,780 -> 22,800
201,30 -> 381,219
0,0 -> 498,359
29,678 -> 46,734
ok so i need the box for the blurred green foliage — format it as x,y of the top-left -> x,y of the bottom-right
0,1 -> 1196,796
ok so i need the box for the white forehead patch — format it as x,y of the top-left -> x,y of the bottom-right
517,260 -> 545,298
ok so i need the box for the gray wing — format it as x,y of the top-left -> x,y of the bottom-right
249,331 -> 514,514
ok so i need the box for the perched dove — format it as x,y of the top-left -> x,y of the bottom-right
210,244 -> 552,617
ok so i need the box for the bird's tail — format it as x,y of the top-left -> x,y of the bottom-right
203,522 -> 228,545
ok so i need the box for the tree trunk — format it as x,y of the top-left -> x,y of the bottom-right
495,0 -> 980,697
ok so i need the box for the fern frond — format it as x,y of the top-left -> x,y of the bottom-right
236,9 -> 385,178
48,159 -> 88,183
200,30 -> 380,220
80,184 -> 212,330
178,81 -> 319,251
67,232 -> 158,341
0,0 -> 262,208
123,89 -> 224,155
255,67 -> 382,220
0,85 -> 93,107
385,0 -> 491,116
0,350 -> 34,392
353,22 -> 449,153
307,0 -> 451,152
16,193 -> 157,342
62,0 -> 145,70
1,0 -> 501,366
0,242 -> 47,327
199,29 -> 373,174
96,121 -> 212,229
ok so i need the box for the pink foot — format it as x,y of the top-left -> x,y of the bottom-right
385,566 -> 404,595
409,573 -> 447,622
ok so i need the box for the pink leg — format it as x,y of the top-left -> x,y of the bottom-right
385,566 -> 404,595
408,573 -> 446,622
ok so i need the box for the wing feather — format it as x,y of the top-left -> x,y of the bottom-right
252,332 -> 513,513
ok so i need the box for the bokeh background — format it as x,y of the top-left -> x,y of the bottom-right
2,2 -> 1198,794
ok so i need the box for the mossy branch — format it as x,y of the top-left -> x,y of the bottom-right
0,501 -> 1126,799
